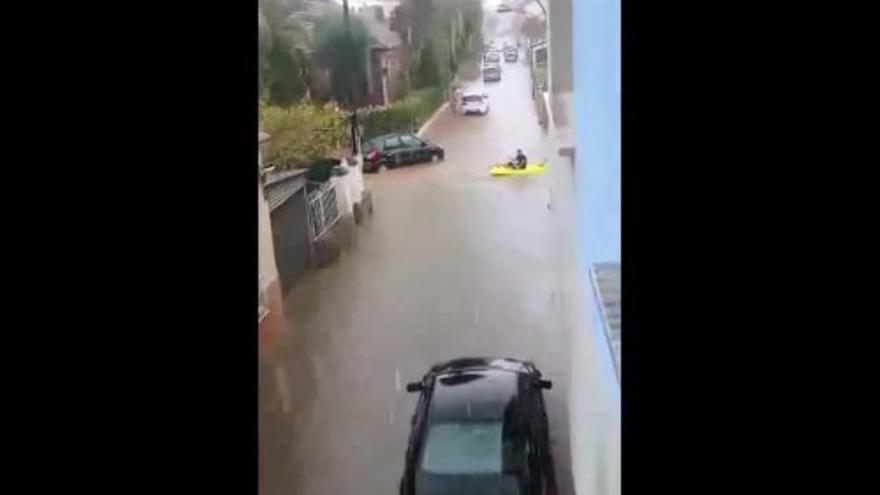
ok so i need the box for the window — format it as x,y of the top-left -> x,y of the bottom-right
400,135 -> 423,148
463,95 -> 484,103
384,136 -> 403,149
420,421 -> 503,475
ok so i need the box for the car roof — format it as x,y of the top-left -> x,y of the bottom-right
427,368 -> 521,423
368,133 -> 413,143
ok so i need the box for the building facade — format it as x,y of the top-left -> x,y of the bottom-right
567,1 -> 621,495
545,0 -> 573,127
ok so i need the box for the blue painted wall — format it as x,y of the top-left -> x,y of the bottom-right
567,3 -> 622,494
574,0 -> 620,267
574,0 -> 621,392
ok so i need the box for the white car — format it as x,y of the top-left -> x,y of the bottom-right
457,92 -> 490,115
481,63 -> 502,82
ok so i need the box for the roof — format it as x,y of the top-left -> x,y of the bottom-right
427,368 -> 521,423
430,357 -> 535,375
365,132 -> 414,143
460,87 -> 487,97
263,169 -> 308,211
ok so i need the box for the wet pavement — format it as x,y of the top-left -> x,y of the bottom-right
262,10 -> 589,495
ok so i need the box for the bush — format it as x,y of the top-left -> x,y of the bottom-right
305,158 -> 340,183
260,101 -> 348,168
360,87 -> 444,139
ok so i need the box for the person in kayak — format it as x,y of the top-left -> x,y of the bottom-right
510,149 -> 528,169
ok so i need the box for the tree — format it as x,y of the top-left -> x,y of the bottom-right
414,39 -> 440,88
266,43 -> 308,106
313,13 -> 370,107
259,0 -> 310,105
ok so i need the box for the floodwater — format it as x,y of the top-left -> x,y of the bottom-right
261,9 -> 591,495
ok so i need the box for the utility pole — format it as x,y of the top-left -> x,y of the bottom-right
342,0 -> 360,156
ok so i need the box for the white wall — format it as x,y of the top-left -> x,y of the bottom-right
330,156 -> 367,218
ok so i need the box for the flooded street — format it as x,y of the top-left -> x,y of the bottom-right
262,10 -> 589,495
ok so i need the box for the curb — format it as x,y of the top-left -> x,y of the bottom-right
416,102 -> 450,138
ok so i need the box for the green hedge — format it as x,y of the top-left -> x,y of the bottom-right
260,101 -> 348,168
361,87 -> 445,139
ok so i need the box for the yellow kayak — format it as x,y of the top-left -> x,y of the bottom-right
489,162 -> 549,177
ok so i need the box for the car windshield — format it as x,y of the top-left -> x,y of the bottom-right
463,95 -> 483,103
420,421 -> 503,474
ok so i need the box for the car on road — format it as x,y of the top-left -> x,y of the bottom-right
400,357 -> 557,495
482,63 -> 502,83
484,51 -> 501,64
456,91 -> 490,115
363,133 -> 445,173
497,4 -> 513,13
504,47 -> 518,63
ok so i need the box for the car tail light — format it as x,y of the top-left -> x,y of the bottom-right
367,149 -> 380,161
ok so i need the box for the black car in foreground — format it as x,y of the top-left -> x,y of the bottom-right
401,358 -> 557,495
364,133 -> 445,173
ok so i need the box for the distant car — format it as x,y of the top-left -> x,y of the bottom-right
497,4 -> 513,13
457,92 -> 489,115
363,133 -> 445,173
504,48 -> 518,63
484,51 -> 501,64
400,357 -> 557,495
482,64 -> 502,83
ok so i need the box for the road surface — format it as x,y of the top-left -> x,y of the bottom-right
262,10 -> 590,495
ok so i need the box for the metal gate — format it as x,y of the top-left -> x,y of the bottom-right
307,182 -> 340,241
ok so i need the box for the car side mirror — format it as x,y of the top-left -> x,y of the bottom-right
535,379 -> 553,390
406,382 -> 424,393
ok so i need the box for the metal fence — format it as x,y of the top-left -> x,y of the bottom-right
307,181 -> 340,241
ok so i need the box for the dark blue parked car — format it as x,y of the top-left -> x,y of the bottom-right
400,358 -> 557,495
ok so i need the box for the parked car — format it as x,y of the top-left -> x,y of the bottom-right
484,51 -> 501,64
457,92 -> 490,115
400,357 -> 556,495
363,133 -> 445,173
504,48 -> 518,63
482,63 -> 502,83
